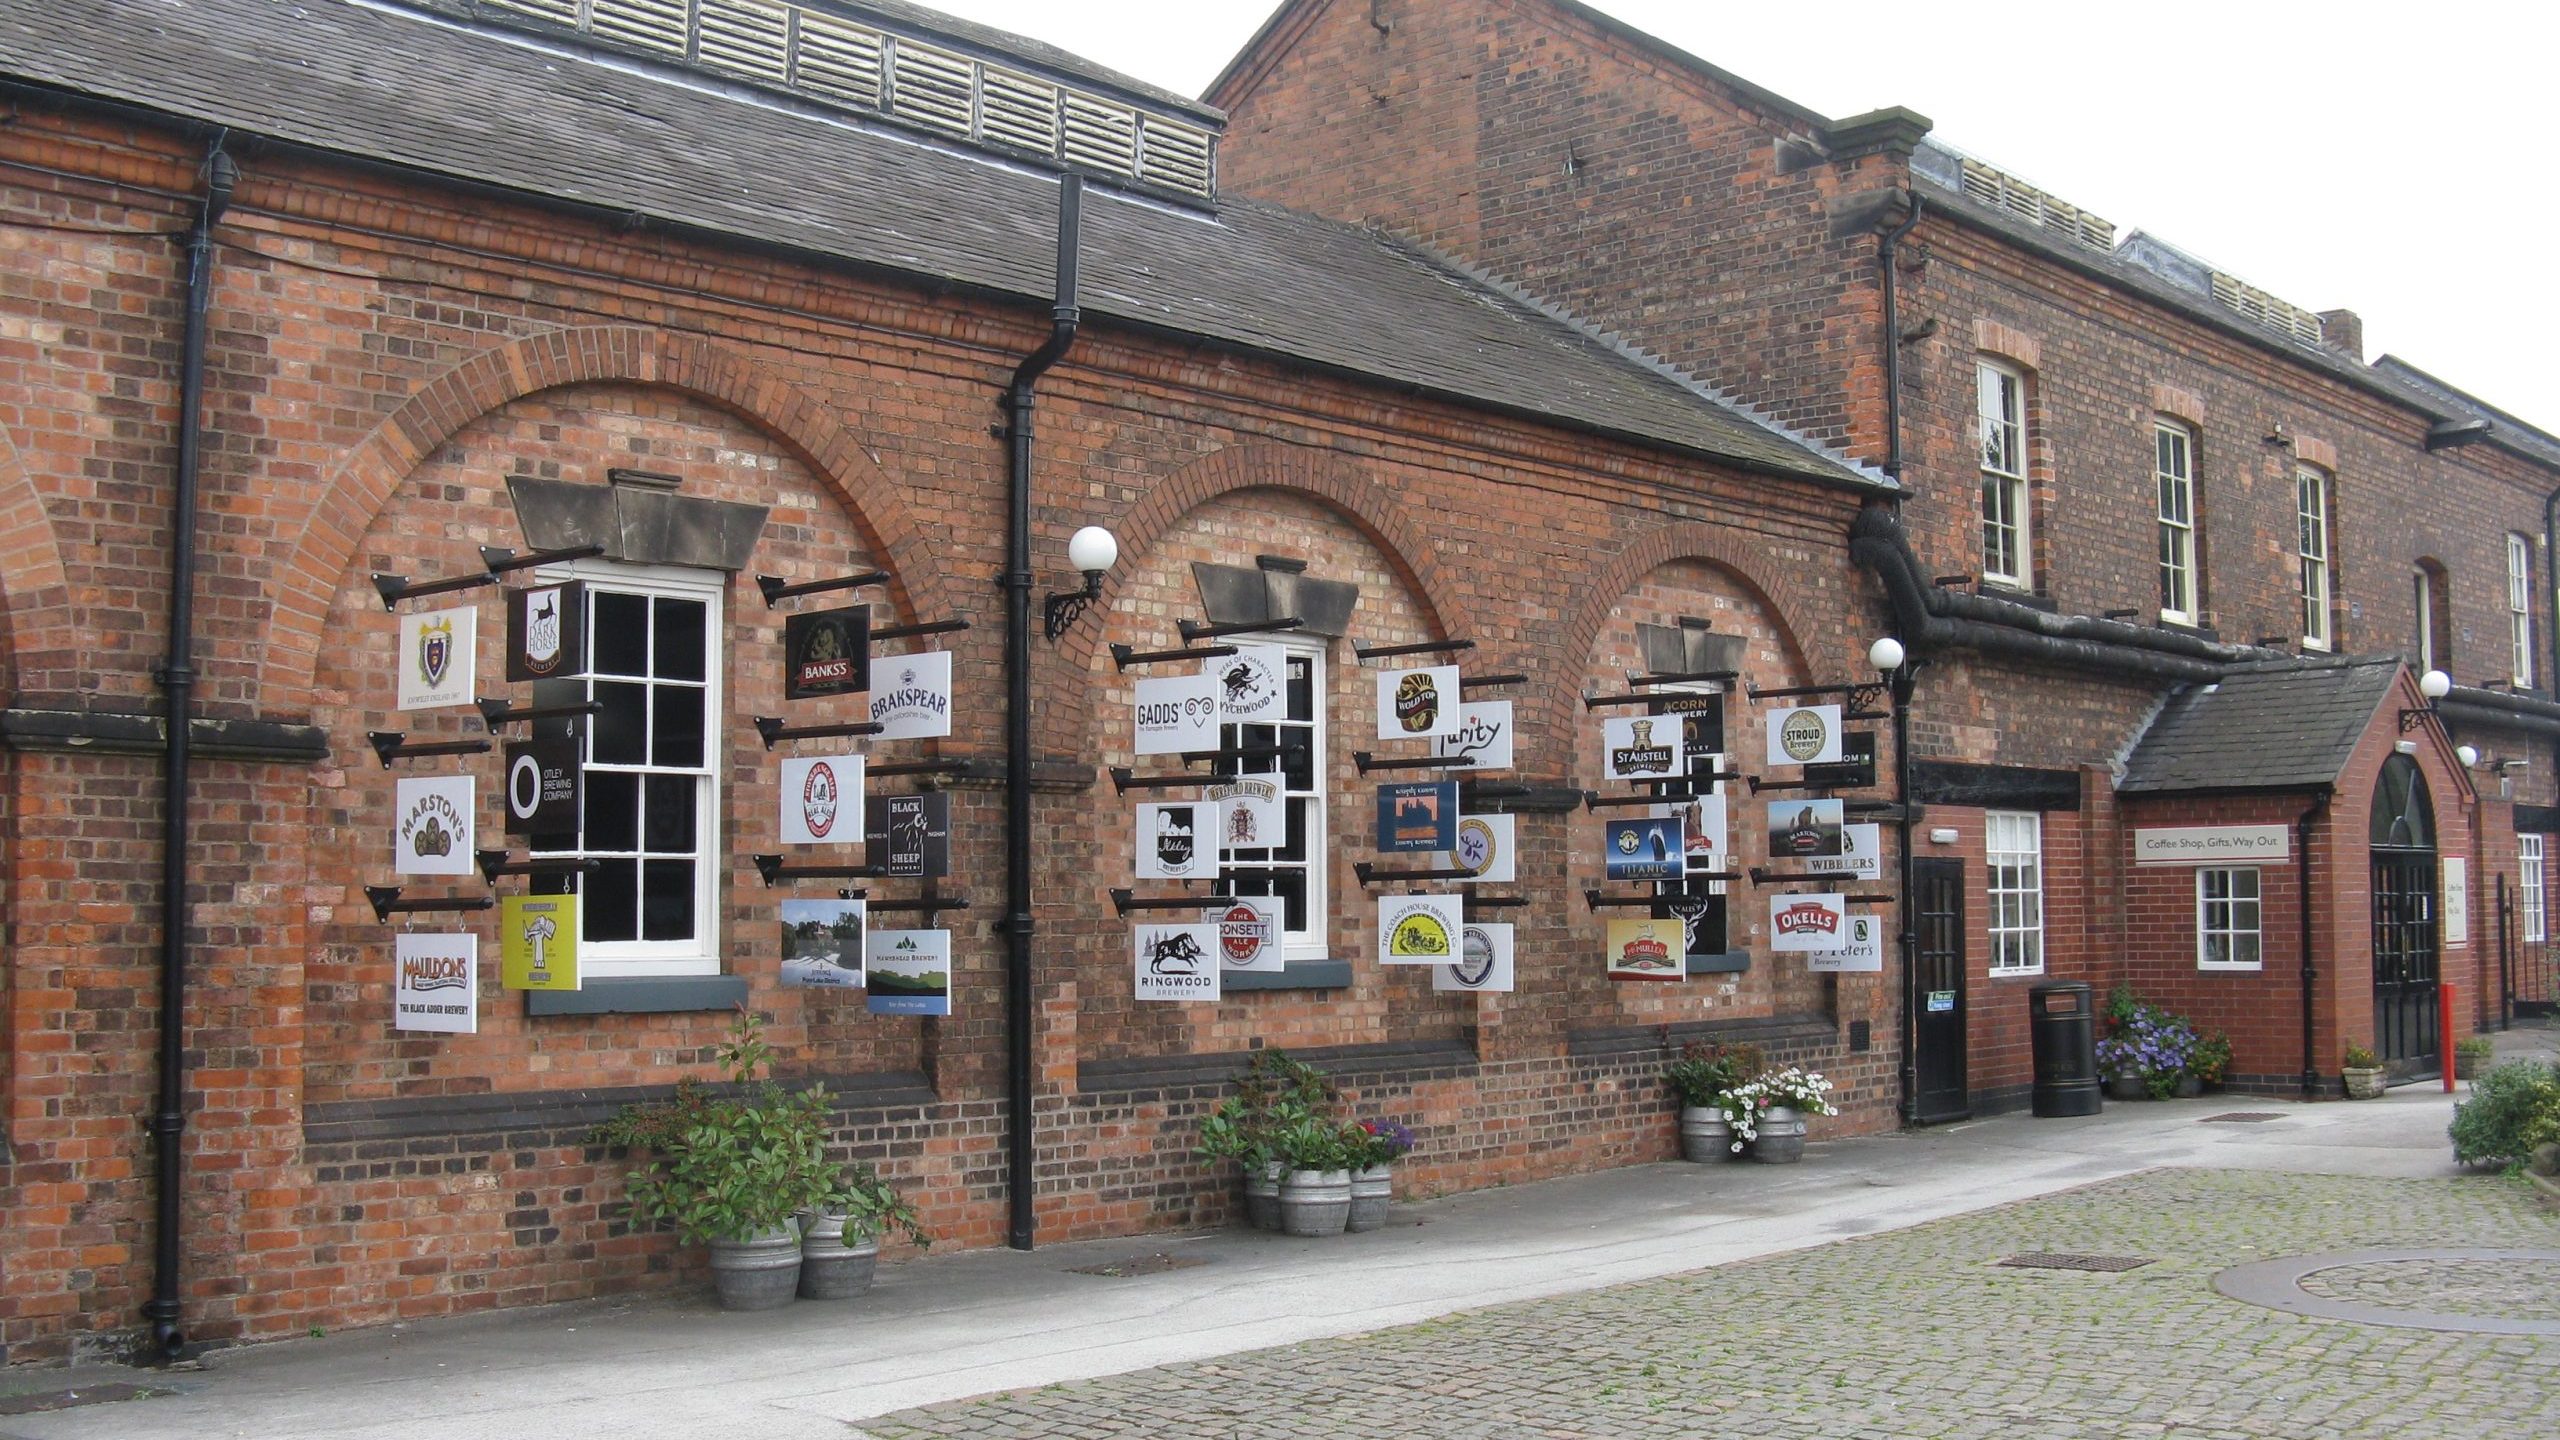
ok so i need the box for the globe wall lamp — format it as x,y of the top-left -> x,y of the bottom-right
2398,668 -> 2452,733
1042,524 -> 1119,641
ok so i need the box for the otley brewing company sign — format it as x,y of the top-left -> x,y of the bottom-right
784,605 -> 870,700
503,733 -> 581,835
506,581 -> 586,682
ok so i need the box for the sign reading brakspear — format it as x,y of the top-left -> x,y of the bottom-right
868,650 -> 953,740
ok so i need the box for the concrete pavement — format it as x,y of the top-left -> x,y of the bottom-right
0,1073 -> 2519,1440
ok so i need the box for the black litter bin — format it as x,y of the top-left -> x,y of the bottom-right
2029,980 -> 2102,1117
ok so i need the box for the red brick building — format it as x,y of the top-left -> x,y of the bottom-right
0,0 -> 1918,1361
1211,0 -> 2560,1112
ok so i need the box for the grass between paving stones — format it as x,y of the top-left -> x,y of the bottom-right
857,1169 -> 2555,1440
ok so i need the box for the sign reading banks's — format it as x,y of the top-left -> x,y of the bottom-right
783,605 -> 870,700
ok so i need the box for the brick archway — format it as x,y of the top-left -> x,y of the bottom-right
1547,522 -> 1830,747
0,424 -> 69,692
258,327 -> 952,708
1047,443 -> 1469,750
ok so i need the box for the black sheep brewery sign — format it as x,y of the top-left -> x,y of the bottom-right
864,792 -> 951,879
1134,922 -> 1222,1001
784,605 -> 871,700
505,581 -> 586,682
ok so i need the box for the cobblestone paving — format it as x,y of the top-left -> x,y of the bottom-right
861,1171 -> 2557,1440
2300,1257 -> 2560,1322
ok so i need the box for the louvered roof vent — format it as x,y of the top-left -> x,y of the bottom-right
475,0 -> 1220,201
1955,155 -> 2115,252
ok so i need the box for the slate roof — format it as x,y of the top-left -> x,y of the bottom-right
2371,357 -> 2560,470
2116,658 -> 2403,795
0,0 -> 1874,491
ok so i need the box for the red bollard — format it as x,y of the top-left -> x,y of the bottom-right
2441,982 -> 2458,1093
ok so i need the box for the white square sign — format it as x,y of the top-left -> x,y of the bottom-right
1440,813 -> 1516,883
393,932 -> 479,1034
1208,897 -> 1284,972
1808,911 -> 1886,972
1376,665 -> 1463,740
1434,921 -> 1515,992
1765,704 -> 1844,766
1137,801 -> 1220,880
1209,777 -> 1284,852
1807,823 -> 1883,880
1135,923 -> 1223,1001
1212,643 -> 1290,723
779,754 -> 863,846
1768,892 -> 1850,952
1433,700 -> 1514,772
1602,714 -> 1685,781
395,605 -> 475,711
1135,673 -> 1220,755
393,775 -> 476,877
869,650 -> 954,740
1380,893 -> 1463,965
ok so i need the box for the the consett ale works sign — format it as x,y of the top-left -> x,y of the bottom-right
2133,824 -> 2290,865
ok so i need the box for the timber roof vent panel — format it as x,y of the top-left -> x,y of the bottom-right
2208,271 -> 2327,347
1955,154 -> 2114,252
697,0 -> 792,84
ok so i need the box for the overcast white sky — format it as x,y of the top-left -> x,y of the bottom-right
920,0 -> 2559,432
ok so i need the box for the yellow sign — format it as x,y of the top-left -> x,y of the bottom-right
1605,917 -> 1683,981
501,894 -> 581,991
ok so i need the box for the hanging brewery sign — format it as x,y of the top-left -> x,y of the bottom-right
500,893 -> 580,991
1603,815 -> 1683,881
394,775 -> 476,876
1213,642 -> 1289,723
1377,780 -> 1458,853
1807,823 -> 1883,879
396,604 -> 476,711
779,897 -> 867,989
1442,813 -> 1515,883
865,929 -> 952,1015
1602,714 -> 1684,781
1807,911 -> 1885,972
1379,893 -> 1461,965
393,932 -> 479,1034
1376,665 -> 1463,740
1434,921 -> 1515,992
1764,703 -> 1843,766
1135,923 -> 1223,1001
1211,898 -> 1283,972
1768,892 -> 1849,953
503,734 -> 581,836
1675,792 -> 1729,875
868,650 -> 954,740
1604,917 -> 1684,981
779,754 -> 863,846
1133,672 -> 1219,755
1766,798 -> 1846,859
1136,801 -> 1218,880
505,581 -> 586,682
1655,691 -> 1724,754
783,605 -> 870,700
1208,777 -> 1283,852
865,792 -> 951,879
1433,699 -> 1514,772
1657,892 -> 1727,962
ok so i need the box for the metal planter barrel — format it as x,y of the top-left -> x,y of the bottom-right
1679,1105 -> 1738,1161
797,1209 -> 880,1300
707,1223 -> 804,1311
1279,1168 -> 1351,1236
1749,1104 -> 1808,1164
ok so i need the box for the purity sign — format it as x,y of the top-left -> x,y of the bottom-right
2134,825 -> 2289,866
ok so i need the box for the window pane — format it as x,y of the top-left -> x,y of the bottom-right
593,681 -> 649,764
643,774 -> 697,853
2232,933 -> 2260,967
593,592 -> 649,676
642,859 -> 695,941
584,771 -> 640,852
1286,656 -> 1314,720
652,684 -> 705,768
586,858 -> 639,941
654,598 -> 708,682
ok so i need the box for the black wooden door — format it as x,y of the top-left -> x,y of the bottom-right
1913,857 -> 1969,1122
2370,851 -> 2440,1072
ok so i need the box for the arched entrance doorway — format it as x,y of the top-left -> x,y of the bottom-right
2369,754 -> 2440,1076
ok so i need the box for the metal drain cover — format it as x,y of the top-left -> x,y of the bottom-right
2200,1112 -> 2285,1124
1998,1253 -> 2155,1273
1065,1252 -> 1209,1278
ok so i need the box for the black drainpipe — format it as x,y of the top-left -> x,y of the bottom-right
1876,192 -> 1923,1119
1878,191 -> 1924,482
999,174 -> 1082,1251
2296,789 -> 2331,1098
146,135 -> 235,1361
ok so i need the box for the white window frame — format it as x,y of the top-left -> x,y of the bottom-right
529,559 -> 723,979
1218,636 -> 1329,962
2196,867 -> 2264,971
1978,361 -> 2031,588
2297,466 -> 2332,651
2508,533 -> 2535,687
1984,810 -> 2045,975
2156,421 -> 2197,623
2523,833 -> 2546,945
2414,566 -> 2437,673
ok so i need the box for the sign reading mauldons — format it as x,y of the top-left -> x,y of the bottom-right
2133,825 -> 2290,866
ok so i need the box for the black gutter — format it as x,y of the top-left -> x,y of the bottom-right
1878,193 -> 1924,480
2296,790 -> 2332,1098
146,135 -> 234,1362
999,174 -> 1082,1252
1888,657 -> 1921,1123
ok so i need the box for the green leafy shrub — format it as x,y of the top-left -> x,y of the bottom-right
1664,1040 -> 1758,1108
2188,1032 -> 2233,1086
2342,1041 -> 2379,1069
2448,1059 -> 2560,1167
